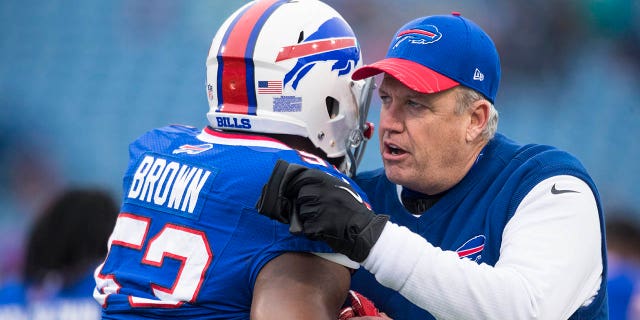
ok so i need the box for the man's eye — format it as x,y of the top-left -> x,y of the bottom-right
407,100 -> 422,108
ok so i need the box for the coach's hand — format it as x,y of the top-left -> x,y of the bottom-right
255,159 -> 307,233
256,159 -> 389,262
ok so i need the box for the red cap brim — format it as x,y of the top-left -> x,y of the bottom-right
352,58 -> 459,94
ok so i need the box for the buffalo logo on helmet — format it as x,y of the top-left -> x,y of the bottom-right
276,17 -> 360,90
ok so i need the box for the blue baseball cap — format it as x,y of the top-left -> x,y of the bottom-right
352,12 -> 501,103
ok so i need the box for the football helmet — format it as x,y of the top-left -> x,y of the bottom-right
205,0 -> 373,175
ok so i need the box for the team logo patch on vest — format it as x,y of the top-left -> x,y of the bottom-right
125,153 -> 217,220
456,235 -> 485,262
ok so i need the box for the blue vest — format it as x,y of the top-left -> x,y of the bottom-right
353,133 -> 608,320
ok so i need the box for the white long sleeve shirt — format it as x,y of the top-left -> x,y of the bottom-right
362,175 -> 602,319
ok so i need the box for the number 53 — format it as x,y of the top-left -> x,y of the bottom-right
95,213 -> 213,308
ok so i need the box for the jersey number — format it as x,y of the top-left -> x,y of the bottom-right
95,213 -> 213,308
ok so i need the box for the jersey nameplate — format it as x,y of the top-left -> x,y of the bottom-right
125,153 -> 217,220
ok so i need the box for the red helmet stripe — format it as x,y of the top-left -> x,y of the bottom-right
217,0 -> 283,114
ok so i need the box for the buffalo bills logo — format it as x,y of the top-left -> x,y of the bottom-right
276,17 -> 359,90
172,144 -> 213,155
456,235 -> 485,262
392,25 -> 442,49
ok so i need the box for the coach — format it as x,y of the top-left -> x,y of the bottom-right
257,12 -> 608,319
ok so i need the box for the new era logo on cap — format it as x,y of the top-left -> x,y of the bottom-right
473,68 -> 484,81
352,12 -> 501,103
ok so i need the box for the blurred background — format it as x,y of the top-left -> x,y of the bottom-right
0,0 -> 638,290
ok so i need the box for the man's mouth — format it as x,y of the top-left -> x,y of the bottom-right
385,143 -> 406,156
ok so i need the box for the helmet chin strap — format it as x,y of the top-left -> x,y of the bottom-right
345,77 -> 376,177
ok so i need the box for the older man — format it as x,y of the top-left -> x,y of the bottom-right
257,12 -> 608,319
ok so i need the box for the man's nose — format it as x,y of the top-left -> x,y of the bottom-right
379,103 -> 404,133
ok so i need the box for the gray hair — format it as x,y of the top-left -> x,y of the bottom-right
454,86 -> 498,140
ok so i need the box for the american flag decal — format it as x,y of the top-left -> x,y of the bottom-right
257,80 -> 283,94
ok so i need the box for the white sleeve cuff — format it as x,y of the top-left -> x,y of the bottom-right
313,252 -> 360,270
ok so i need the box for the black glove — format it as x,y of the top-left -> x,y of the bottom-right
255,159 -> 307,233
256,159 -> 389,262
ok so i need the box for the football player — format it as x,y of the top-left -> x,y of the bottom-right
93,0 -> 375,319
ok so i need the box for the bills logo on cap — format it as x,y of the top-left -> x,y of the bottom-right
392,26 -> 442,49
456,235 -> 485,262
276,17 -> 359,90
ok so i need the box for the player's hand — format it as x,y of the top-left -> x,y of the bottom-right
256,159 -> 389,262
338,290 -> 386,320
345,315 -> 392,320
345,316 -> 392,320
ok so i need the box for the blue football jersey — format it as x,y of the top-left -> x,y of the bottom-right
94,125 -> 366,319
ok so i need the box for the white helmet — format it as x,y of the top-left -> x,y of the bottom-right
206,0 -> 373,175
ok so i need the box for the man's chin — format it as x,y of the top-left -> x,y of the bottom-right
383,164 -> 406,185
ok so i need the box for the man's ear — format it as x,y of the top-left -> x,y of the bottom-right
467,100 -> 490,142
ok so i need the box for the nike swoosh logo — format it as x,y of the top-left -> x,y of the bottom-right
551,184 -> 580,195
336,185 -> 364,204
